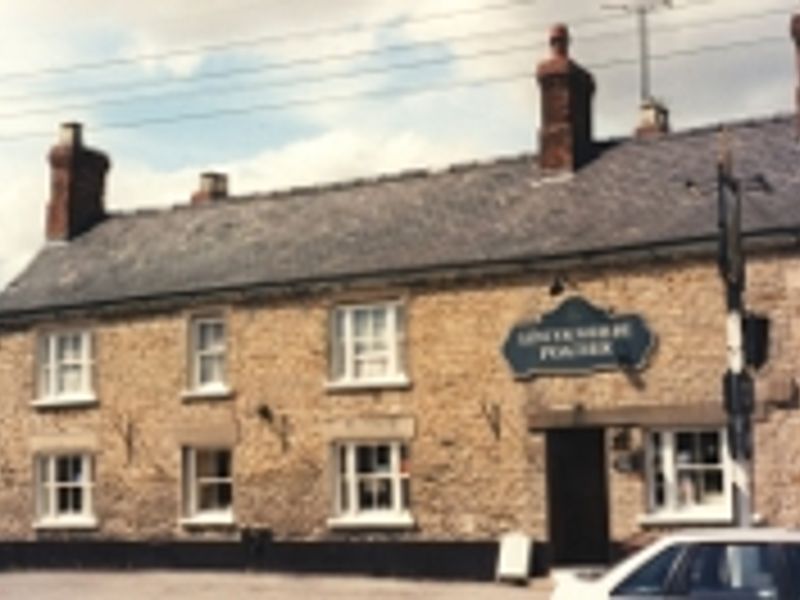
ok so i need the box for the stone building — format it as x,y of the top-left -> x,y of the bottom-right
0,17 -> 798,577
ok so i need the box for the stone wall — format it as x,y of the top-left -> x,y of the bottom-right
0,251 -> 799,545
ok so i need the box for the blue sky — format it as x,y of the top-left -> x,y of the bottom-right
0,0 -> 797,286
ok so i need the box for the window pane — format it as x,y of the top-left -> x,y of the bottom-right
358,479 -> 376,509
199,354 -> 224,385
372,308 -> 387,337
375,478 -> 393,508
353,309 -> 370,337
401,479 -> 410,510
356,446 -> 374,474
375,445 -> 390,472
686,544 -> 778,594
199,482 -> 232,511
57,364 -> 84,394
699,432 -> 720,464
198,321 -> 224,351
196,449 -> 230,478
57,334 -> 82,362
330,311 -> 346,380
613,544 -> 684,595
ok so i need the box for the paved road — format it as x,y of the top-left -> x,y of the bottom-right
0,571 -> 554,599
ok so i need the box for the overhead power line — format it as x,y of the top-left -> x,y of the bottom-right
0,0 -> 540,82
0,0 -> 718,86
0,31 -> 787,146
0,2 -> 788,122
0,0 -> 732,109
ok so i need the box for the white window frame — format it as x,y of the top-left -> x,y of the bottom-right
641,428 -> 733,525
34,330 -> 96,407
328,441 -> 413,529
187,316 -> 229,396
34,453 -> 96,529
181,447 -> 234,526
327,302 -> 408,389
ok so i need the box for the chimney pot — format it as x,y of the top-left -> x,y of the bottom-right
47,123 -> 110,242
636,100 -> 670,139
59,122 -> 83,148
192,172 -> 228,205
536,24 -> 596,171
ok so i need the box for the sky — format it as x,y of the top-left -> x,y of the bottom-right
0,0 -> 797,287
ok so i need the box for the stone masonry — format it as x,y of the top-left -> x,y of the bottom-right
1,249 -> 800,546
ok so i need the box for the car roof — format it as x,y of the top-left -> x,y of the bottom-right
657,528 -> 800,544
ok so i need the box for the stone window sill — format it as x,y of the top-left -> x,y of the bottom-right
181,386 -> 235,402
31,394 -> 98,410
34,516 -> 98,530
327,512 -> 415,530
325,376 -> 411,393
180,512 -> 236,528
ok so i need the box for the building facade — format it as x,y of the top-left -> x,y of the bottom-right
0,18 -> 799,577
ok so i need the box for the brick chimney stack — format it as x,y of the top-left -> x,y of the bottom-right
191,172 -> 229,206
47,123 -> 110,242
792,13 -> 800,134
536,24 -> 596,171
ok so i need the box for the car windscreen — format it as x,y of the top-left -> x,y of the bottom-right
611,543 -> 685,596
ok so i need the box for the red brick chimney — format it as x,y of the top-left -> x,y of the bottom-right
47,123 -> 110,242
191,172 -> 228,206
536,24 -> 596,171
792,13 -> 800,134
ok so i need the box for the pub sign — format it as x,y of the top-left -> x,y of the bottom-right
502,296 -> 655,378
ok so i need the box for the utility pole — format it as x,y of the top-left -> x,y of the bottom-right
603,0 -> 672,103
717,130 -> 753,528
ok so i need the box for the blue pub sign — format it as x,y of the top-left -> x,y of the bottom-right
502,296 -> 656,378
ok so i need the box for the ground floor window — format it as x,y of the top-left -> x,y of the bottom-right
181,447 -> 233,525
646,428 -> 732,521
35,453 -> 95,527
331,441 -> 412,527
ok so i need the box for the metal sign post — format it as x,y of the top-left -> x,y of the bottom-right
717,132 -> 753,528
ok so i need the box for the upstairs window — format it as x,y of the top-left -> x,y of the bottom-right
189,316 -> 227,392
646,429 -> 732,522
36,331 -> 94,406
34,453 -> 96,528
329,303 -> 406,387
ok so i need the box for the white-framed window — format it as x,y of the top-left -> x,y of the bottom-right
330,441 -> 412,527
181,447 -> 234,525
645,428 -> 732,522
36,330 -> 95,406
34,453 -> 96,528
329,302 -> 407,387
189,316 -> 227,392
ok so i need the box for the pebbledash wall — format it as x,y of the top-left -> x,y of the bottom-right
0,17 -> 799,578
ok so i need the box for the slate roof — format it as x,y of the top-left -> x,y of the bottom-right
1,114 -> 799,319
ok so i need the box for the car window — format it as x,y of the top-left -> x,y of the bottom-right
784,544 -> 800,594
684,544 -> 779,598
612,543 -> 685,596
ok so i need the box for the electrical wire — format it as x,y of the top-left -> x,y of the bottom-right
0,31 -> 788,145
0,0 -> 541,82
0,2 -> 789,122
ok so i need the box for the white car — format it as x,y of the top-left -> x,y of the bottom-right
550,528 -> 800,600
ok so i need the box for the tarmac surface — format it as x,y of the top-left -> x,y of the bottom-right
0,571 -> 554,599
